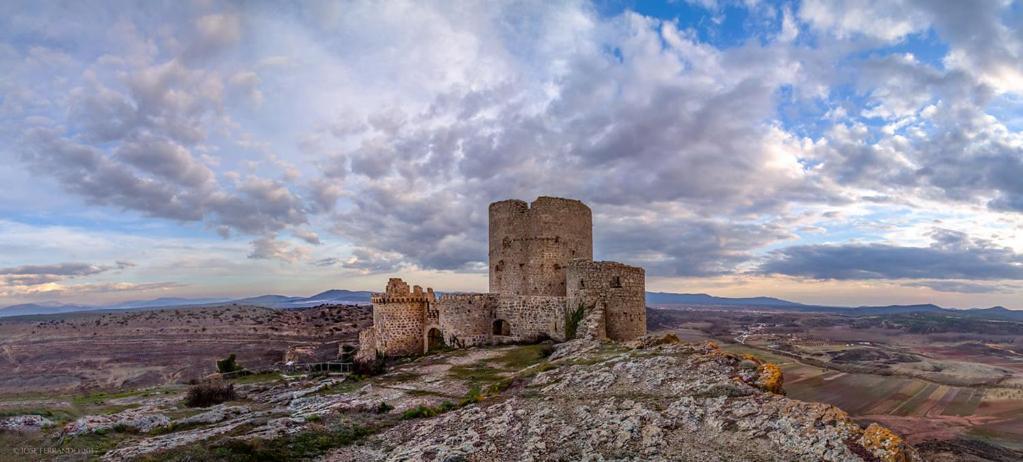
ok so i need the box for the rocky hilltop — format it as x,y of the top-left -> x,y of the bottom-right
330,335 -> 916,462
2,335 -> 918,461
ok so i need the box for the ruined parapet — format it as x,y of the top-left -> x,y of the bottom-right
435,293 -> 499,348
489,197 -> 592,297
567,259 -> 646,341
354,327 -> 377,364
577,303 -> 607,340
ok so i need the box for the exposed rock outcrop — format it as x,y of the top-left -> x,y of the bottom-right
63,406 -> 170,436
329,335 -> 919,462
0,414 -> 54,432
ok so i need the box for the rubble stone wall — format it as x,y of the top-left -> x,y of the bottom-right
354,327 -> 377,363
436,294 -> 499,348
567,259 -> 646,341
371,299 -> 427,357
495,295 -> 567,342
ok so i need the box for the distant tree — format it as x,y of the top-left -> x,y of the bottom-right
217,353 -> 242,373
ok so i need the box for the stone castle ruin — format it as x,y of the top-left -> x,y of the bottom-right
357,197 -> 645,359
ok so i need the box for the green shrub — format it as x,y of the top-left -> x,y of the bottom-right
459,386 -> 483,407
401,405 -> 439,420
216,353 -> 241,373
374,401 -> 393,414
564,303 -> 588,340
354,352 -> 386,376
184,381 -> 236,408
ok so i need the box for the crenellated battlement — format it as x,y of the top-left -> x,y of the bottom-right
371,295 -> 433,304
373,278 -> 435,304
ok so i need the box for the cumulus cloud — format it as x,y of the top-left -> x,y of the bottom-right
247,236 -> 310,263
2,0 -> 1023,307
760,229 -> 1023,281
317,10 -> 833,272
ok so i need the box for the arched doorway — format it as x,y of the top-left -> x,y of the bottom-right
426,328 -> 445,352
493,319 -> 510,336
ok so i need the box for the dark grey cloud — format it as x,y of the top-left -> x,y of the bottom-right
0,261 -> 133,286
598,216 -> 792,277
115,136 -> 215,187
330,182 -> 487,272
22,67 -> 310,241
22,127 -> 207,222
1,262 -> 109,277
760,229 -> 1023,281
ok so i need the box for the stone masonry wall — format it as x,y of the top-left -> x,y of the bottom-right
495,295 -> 567,342
489,197 -> 592,297
436,294 -> 498,348
567,259 -> 646,341
372,301 -> 427,357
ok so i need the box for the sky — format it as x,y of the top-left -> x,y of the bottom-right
1,0 -> 1022,309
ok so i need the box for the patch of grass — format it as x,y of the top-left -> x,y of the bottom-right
447,364 -> 505,384
138,423 -> 373,462
403,389 -> 458,398
401,401 -> 457,420
498,343 -> 554,370
377,371 -> 422,385
315,379 -> 363,396
229,372 -> 281,385
70,389 -> 143,407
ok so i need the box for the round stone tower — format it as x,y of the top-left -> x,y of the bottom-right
488,196 -> 592,296
489,199 -> 529,295
567,260 -> 646,341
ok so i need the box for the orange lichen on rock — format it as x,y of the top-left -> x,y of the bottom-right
755,363 -> 784,394
625,332 -> 682,349
859,423 -> 912,462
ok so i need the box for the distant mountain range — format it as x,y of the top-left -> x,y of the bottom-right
0,289 -> 374,318
1,289 -> 1018,320
645,292 -> 803,307
648,294 -> 1022,321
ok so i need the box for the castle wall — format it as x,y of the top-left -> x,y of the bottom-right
567,260 -> 646,341
435,293 -> 498,348
489,197 -> 592,297
371,299 -> 427,357
495,295 -> 567,342
357,197 -> 649,361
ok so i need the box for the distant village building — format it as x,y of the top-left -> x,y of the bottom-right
356,197 -> 646,360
